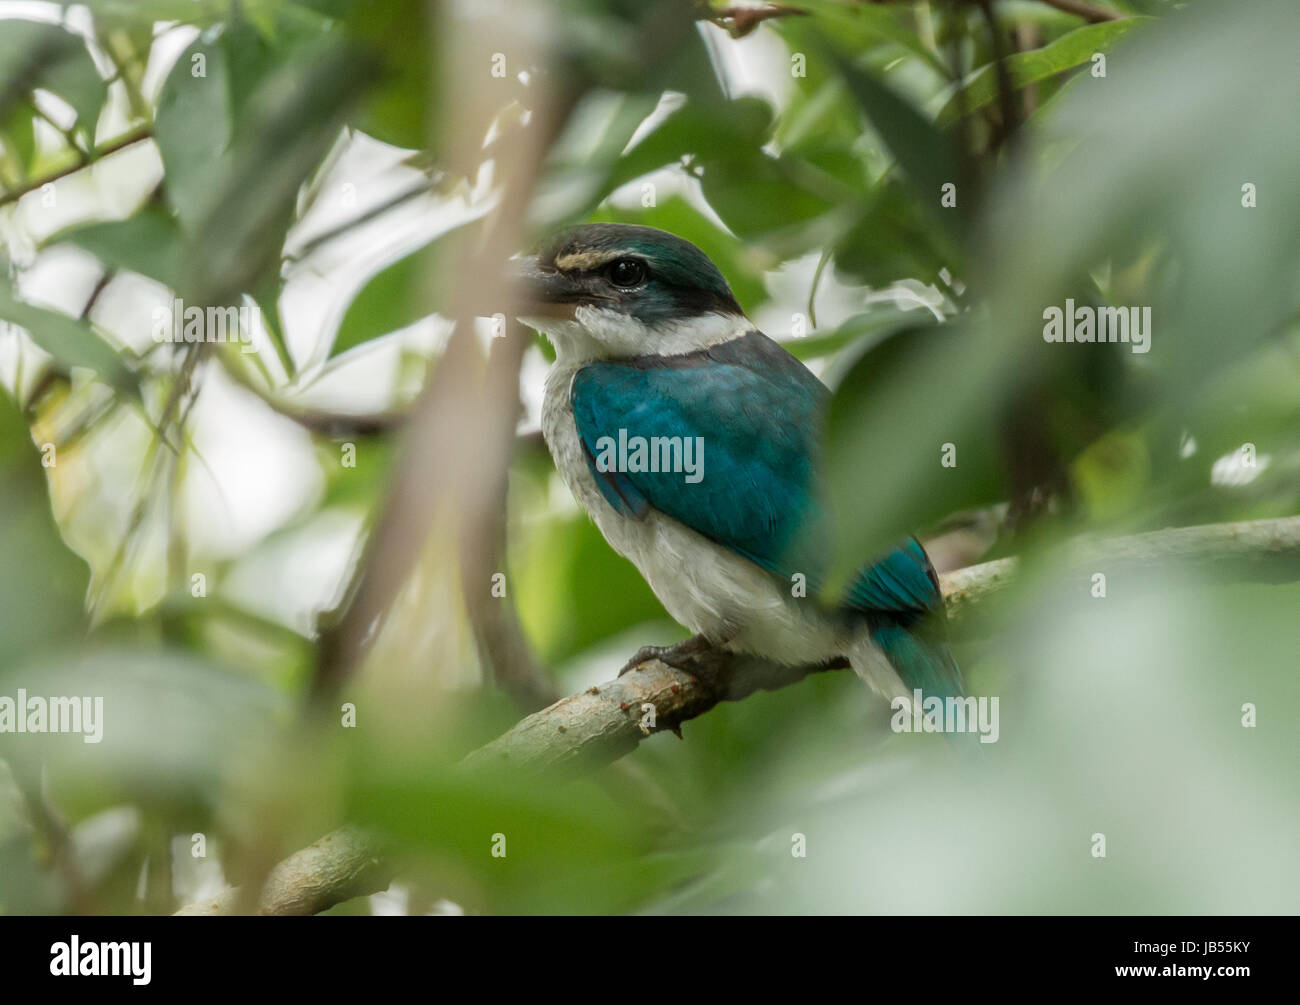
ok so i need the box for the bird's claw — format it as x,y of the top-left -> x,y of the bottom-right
617,635 -> 712,677
618,644 -> 672,677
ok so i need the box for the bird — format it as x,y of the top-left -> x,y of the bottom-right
514,223 -> 962,705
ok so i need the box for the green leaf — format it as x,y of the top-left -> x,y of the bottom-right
329,218 -> 475,359
591,95 -> 839,242
700,155 -> 838,240
0,21 -> 106,135
154,13 -> 372,316
606,97 -> 773,195
828,49 -> 971,238
936,18 -> 1149,126
81,0 -> 232,24
153,32 -> 233,232
252,274 -> 296,378
5,647 -> 285,805
982,0 -> 1300,445
784,305 -> 942,362
533,89 -> 661,223
202,36 -> 371,304
833,177 -> 960,287
0,283 -> 136,394
0,393 -> 90,672
154,10 -> 342,233
40,37 -> 108,134
779,0 -> 951,80
0,101 -> 36,180
823,318 -> 1003,585
56,205 -> 300,377
55,203 -> 186,289
512,510 -> 670,666
343,0 -> 437,150
330,240 -> 441,359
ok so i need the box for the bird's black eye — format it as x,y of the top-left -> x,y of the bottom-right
607,258 -> 646,288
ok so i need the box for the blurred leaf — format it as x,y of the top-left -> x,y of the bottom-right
0,100 -> 36,179
342,0 -> 436,150
344,743 -> 670,913
156,16 -> 373,309
38,38 -> 108,134
602,95 -> 842,241
55,202 -> 185,289
1070,428 -> 1150,520
252,274 -> 296,378
0,393 -> 90,672
56,203 -> 302,378
0,20 -> 106,137
531,89 -> 660,225
513,510 -> 670,666
2,647 -> 284,810
823,318 -> 1004,585
782,0 -> 951,79
81,0 -> 232,24
785,304 -> 942,362
0,283 -> 136,394
600,96 -> 772,197
985,0 -> 1300,427
936,17 -> 1149,126
329,219 -> 473,358
536,0 -> 719,107
700,153 -> 839,241
834,176 -> 960,286
828,47 -> 971,239
153,28 -> 234,233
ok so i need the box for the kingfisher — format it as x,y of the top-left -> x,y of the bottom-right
514,223 -> 962,704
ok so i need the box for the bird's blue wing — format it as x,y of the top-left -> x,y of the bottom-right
569,332 -> 828,576
570,331 -> 962,698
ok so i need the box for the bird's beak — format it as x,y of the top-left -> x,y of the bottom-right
508,255 -> 582,318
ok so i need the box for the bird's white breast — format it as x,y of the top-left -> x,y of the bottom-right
541,361 -> 848,667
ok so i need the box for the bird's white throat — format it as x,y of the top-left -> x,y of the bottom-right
521,305 -> 750,364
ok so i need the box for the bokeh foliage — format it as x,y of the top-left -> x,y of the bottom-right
1,0 -> 1297,914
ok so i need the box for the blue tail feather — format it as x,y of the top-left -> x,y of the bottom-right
868,617 -> 964,700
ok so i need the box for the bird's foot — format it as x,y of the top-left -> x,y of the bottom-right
617,633 -> 712,677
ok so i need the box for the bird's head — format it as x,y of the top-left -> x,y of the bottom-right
513,223 -> 747,362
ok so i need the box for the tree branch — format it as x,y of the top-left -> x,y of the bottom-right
465,515 -> 1300,774
174,514 -> 1300,914
708,4 -> 808,38
174,827 -> 391,916
0,125 -> 153,208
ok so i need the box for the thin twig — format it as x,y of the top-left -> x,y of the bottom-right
0,125 -> 153,208
709,3 -> 808,38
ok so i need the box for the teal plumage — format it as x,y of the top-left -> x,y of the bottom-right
569,330 -> 963,699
